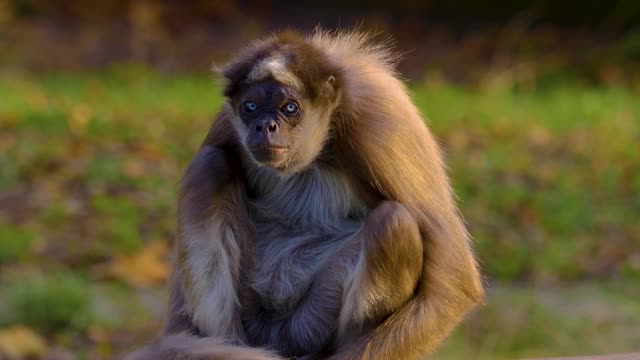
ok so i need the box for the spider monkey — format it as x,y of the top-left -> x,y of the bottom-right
127,29 -> 484,360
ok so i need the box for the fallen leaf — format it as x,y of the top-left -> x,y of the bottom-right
123,159 -> 146,179
0,325 -> 47,359
527,126 -> 552,148
105,241 -> 170,287
448,130 -> 469,151
68,103 -> 92,135
87,325 -> 109,343
134,142 -> 164,161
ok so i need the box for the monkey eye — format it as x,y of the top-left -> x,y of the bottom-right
282,102 -> 299,115
242,101 -> 257,113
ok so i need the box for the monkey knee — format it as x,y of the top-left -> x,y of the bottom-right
366,201 -> 420,247
363,201 -> 422,282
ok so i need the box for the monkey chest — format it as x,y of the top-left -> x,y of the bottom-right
245,166 -> 366,313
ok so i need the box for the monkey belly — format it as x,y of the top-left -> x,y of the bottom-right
248,222 -> 360,314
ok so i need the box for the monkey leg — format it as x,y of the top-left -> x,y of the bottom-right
337,201 -> 423,339
245,203 -> 422,357
243,238 -> 360,358
263,202 -> 422,354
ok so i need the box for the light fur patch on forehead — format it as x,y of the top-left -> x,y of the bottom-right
247,54 -> 304,91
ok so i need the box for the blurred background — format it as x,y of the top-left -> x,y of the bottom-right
0,0 -> 639,359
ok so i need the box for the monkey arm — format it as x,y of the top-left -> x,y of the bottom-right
330,67 -> 485,358
176,138 -> 254,341
128,116 -> 286,359
330,119 -> 486,358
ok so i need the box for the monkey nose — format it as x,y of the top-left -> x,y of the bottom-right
255,119 -> 278,133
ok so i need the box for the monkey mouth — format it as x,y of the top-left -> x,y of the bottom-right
249,146 -> 289,166
249,145 -> 289,151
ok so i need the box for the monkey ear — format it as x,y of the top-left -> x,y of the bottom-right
320,75 -> 339,100
214,55 -> 257,98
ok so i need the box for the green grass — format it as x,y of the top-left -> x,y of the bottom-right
435,282 -> 640,360
91,195 -> 143,254
0,67 -> 638,358
0,223 -> 36,262
0,272 -> 91,333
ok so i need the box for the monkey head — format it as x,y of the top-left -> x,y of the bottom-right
220,34 -> 342,174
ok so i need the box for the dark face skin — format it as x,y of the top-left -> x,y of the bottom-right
235,79 -> 303,169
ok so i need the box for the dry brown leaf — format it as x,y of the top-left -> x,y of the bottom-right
123,159 -> 146,179
527,126 -> 552,147
448,130 -> 469,152
134,142 -> 164,161
107,241 -> 170,287
0,325 -> 47,359
68,103 -> 92,135
87,325 -> 109,343
0,0 -> 12,26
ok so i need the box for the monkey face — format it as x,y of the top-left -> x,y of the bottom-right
233,79 -> 331,173
222,41 -> 342,174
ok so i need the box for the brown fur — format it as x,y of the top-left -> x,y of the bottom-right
127,29 -> 484,360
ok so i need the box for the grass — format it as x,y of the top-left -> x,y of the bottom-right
0,66 -> 638,358
0,272 -> 91,334
436,282 -> 640,359
91,195 -> 143,254
0,223 -> 36,262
